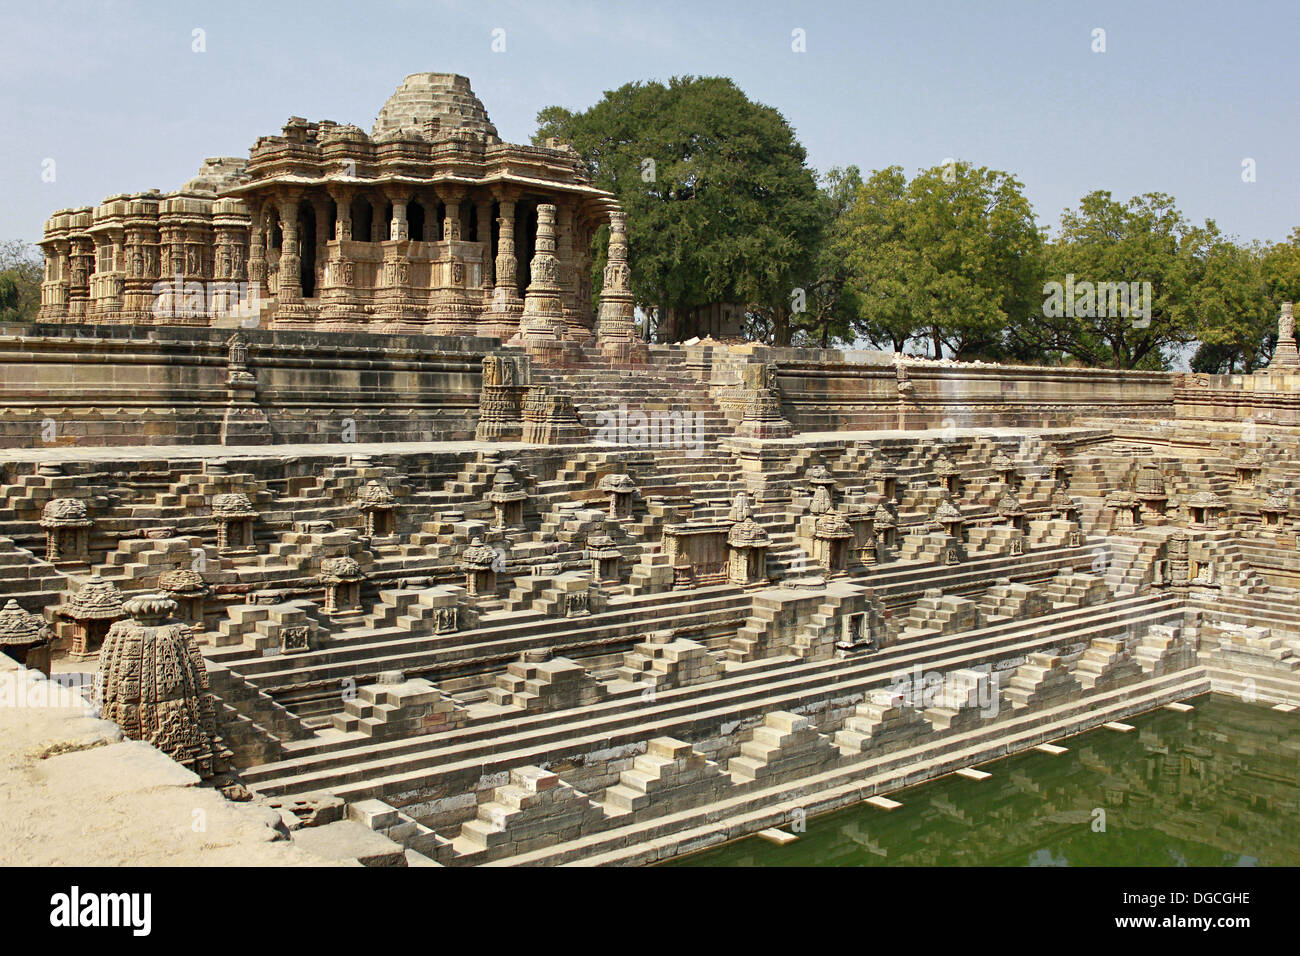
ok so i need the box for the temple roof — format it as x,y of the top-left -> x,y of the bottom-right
372,73 -> 500,142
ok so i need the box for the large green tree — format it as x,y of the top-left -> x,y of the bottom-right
835,162 -> 1043,359
1188,237 -> 1272,373
1033,192 -> 1206,370
534,76 -> 823,343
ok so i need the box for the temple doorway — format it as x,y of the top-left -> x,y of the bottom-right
299,202 -> 317,298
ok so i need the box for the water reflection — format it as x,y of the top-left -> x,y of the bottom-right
668,696 -> 1300,867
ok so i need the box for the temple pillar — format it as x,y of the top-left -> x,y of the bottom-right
247,202 -> 268,305
554,203 -> 582,341
122,218 -> 159,324
441,191 -> 462,241
38,239 -> 70,322
275,196 -> 303,303
597,207 -> 647,364
518,203 -> 569,363
330,186 -> 352,241
320,186 -> 362,330
377,188 -> 417,332
67,235 -> 93,321
390,195 -> 410,242
271,191 -> 315,329
485,192 -> 523,338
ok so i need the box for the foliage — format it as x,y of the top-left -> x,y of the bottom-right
835,162 -> 1043,359
0,240 -> 42,322
534,76 -> 823,343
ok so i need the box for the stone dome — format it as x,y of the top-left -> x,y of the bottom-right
40,497 -> 90,527
356,479 -> 396,509
728,517 -> 771,548
212,492 -> 257,517
319,556 -> 364,583
372,73 -> 500,143
461,537 -> 499,571
158,569 -> 208,597
57,576 -> 126,621
814,511 -> 853,539
0,600 -> 49,647
997,491 -> 1025,516
935,499 -> 964,523
597,474 -> 637,495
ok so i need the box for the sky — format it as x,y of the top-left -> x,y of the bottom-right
2,0 -> 1298,248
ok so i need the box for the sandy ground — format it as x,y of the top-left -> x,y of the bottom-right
0,657 -> 338,866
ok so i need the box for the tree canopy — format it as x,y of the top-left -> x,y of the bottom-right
835,162 -> 1043,360
534,76 -> 823,342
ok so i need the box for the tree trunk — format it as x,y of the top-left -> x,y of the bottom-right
774,305 -> 791,347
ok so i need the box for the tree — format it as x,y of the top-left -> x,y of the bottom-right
1035,192 -> 1203,370
0,240 -> 43,322
798,165 -> 864,348
534,76 -> 824,343
835,162 -> 1043,359
1188,238 -> 1272,373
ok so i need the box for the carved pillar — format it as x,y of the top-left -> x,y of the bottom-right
321,186 -> 361,330
485,192 -> 523,338
597,207 -> 646,364
376,189 -> 417,332
331,186 -> 352,241
275,196 -> 302,303
38,239 -> 71,322
1269,302 -> 1299,368
122,216 -> 160,324
270,192 -> 314,329
518,203 -> 569,363
442,194 -> 462,242
67,234 -> 93,321
390,195 -> 409,242
247,200 -> 268,302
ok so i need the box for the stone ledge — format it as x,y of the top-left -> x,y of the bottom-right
0,654 -> 339,867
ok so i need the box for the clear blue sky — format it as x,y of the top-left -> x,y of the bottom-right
2,0 -> 1298,246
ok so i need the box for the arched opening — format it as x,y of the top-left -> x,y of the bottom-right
382,203 -> 393,241
350,197 -> 372,242
326,199 -> 338,241
299,202 -> 317,298
433,201 -> 445,241
408,201 -> 426,242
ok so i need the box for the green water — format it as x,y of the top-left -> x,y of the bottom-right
668,696 -> 1299,866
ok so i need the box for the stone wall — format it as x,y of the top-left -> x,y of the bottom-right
691,344 -> 1175,432
0,322 -> 500,447
1174,369 -> 1300,426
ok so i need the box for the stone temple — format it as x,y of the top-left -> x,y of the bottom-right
3,74 -> 1299,866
